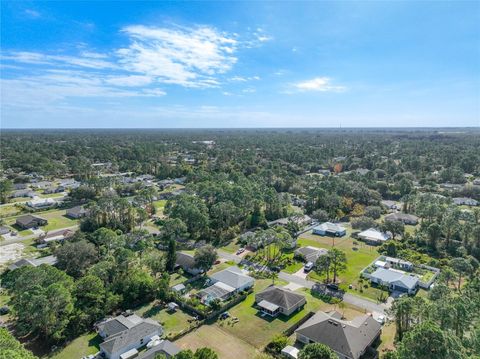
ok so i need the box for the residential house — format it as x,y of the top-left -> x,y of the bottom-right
198,282 -> 236,305
8,255 -> 57,271
136,340 -> 181,359
281,346 -> 300,359
368,268 -> 418,294
453,197 -> 478,206
0,226 -> 11,236
268,215 -> 312,228
255,286 -> 306,317
66,205 -> 88,219
383,256 -> 413,271
381,200 -> 398,210
27,197 -> 56,209
312,222 -> 346,237
31,181 -> 53,190
39,229 -> 74,244
210,266 -> 254,290
15,214 -> 48,229
357,228 -> 391,245
294,246 -> 328,264
10,189 -> 36,198
98,314 -> 163,359
174,252 -> 203,275
13,183 -> 28,190
385,213 -> 419,225
295,310 -> 381,359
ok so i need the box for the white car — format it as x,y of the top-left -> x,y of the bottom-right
236,248 -> 246,255
304,262 -> 314,272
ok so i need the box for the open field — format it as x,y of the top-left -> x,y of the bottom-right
176,324 -> 259,359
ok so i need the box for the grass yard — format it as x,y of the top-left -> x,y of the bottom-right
208,260 -> 237,275
176,324 -> 259,359
153,199 -> 167,214
298,232 -> 383,301
378,322 -> 397,355
214,279 -> 364,349
135,301 -> 194,337
41,210 -> 79,231
0,204 -> 23,217
47,332 -> 101,359
220,239 -> 241,254
170,272 -> 192,286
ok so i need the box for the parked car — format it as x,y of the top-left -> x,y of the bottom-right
304,261 -> 314,272
326,283 -> 339,291
236,248 -> 246,255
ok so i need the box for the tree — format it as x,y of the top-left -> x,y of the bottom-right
266,334 -> 289,354
365,206 -> 382,219
315,255 -> 331,283
193,347 -> 218,359
427,223 -> 442,251
0,180 -> 12,204
388,296 -> 415,341
194,245 -> 218,273
55,239 -> 98,278
7,265 -> 74,341
0,327 -> 37,359
311,209 -> 329,223
451,258 -> 473,292
328,248 -> 347,283
298,343 -> 337,359
397,321 -> 466,359
166,238 -> 177,272
381,220 -> 405,240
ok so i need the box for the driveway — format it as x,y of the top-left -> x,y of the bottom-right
292,267 -> 309,279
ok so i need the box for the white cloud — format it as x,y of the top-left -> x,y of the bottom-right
118,25 -> 238,87
105,75 -> 152,87
292,77 -> 346,92
2,51 -> 115,69
24,9 -> 41,18
230,75 -> 260,82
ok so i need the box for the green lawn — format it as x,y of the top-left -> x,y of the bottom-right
283,261 -> 303,274
135,301 -> 194,337
170,272 -> 192,286
153,199 -> 167,214
215,279 -> 364,349
0,204 -> 23,217
298,232 -> 383,301
220,239 -> 241,254
47,332 -> 101,359
5,209 -> 79,232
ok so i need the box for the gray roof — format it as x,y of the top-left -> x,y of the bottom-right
210,266 -> 254,290
198,283 -> 234,301
97,314 -> 143,338
314,222 -> 346,233
370,268 -> 418,290
137,340 -> 181,358
15,214 -> 47,227
385,213 -> 419,223
296,311 -> 381,359
100,319 -> 163,355
0,226 -> 11,235
175,252 -> 196,269
66,205 -> 87,216
256,286 -> 305,311
295,246 -> 328,263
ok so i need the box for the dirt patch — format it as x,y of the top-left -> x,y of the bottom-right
0,243 -> 25,268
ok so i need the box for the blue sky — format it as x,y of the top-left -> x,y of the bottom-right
1,1 -> 479,128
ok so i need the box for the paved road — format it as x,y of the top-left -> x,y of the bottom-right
218,250 -> 389,314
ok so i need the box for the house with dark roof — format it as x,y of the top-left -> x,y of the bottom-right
295,310 -> 381,359
97,314 -> 163,359
385,213 -> 419,225
381,200 -> 399,210
66,205 -> 88,219
10,189 -> 36,198
312,222 -> 346,237
294,246 -> 328,264
255,286 -> 306,317
15,214 -> 48,229
174,252 -> 203,275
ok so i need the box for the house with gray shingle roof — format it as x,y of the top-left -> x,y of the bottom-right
368,268 -> 419,294
209,266 -> 254,292
255,286 -> 306,317
97,314 -> 163,359
385,213 -> 419,225
295,310 -> 381,359
294,246 -> 328,264
137,340 -> 181,358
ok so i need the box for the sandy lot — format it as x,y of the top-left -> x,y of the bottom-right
0,243 -> 25,267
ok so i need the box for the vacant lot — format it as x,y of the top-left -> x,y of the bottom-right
176,324 -> 259,359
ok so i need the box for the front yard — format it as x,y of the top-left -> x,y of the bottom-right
47,332 -> 101,359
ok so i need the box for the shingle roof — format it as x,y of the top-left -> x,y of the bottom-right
385,213 -> 419,223
358,228 -> 390,242
296,311 -> 381,359
137,340 -> 181,358
97,314 -> 143,338
256,286 -> 305,311
210,266 -> 254,290
295,246 -> 328,263
175,252 -> 196,269
15,214 -> 47,227
370,268 -> 418,290
314,222 -> 346,233
100,319 -> 163,355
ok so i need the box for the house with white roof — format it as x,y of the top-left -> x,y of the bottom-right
357,228 -> 391,245
27,197 -> 56,209
368,268 -> 419,294
312,222 -> 346,237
